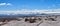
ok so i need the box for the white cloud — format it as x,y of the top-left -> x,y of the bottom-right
0,3 -> 6,6
0,9 -> 60,14
0,3 -> 12,6
7,3 -> 12,6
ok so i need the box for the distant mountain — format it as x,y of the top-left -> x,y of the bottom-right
0,13 -> 59,17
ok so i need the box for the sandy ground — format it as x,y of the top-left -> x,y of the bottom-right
1,17 -> 60,26
2,19 -> 40,26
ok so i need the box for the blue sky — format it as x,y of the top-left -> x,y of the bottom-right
0,0 -> 60,10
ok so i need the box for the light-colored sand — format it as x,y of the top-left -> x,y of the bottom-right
1,17 -> 60,26
2,19 -> 40,26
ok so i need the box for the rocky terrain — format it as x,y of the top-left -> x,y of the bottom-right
0,15 -> 60,26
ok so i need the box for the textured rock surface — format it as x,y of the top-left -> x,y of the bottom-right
1,17 -> 60,26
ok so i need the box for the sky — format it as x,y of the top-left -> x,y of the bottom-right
0,0 -> 60,10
